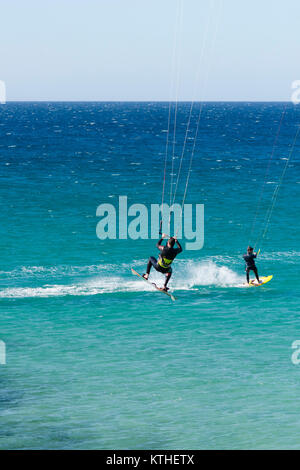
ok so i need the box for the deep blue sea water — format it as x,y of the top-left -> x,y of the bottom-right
0,102 -> 300,449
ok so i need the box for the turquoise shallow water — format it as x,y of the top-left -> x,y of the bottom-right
0,102 -> 300,449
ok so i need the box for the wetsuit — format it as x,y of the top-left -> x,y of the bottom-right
146,238 -> 183,287
243,252 -> 259,283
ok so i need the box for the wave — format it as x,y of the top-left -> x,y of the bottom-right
1,249 -> 297,282
0,261 -> 244,299
258,251 -> 300,262
174,260 -> 243,288
0,263 -> 129,280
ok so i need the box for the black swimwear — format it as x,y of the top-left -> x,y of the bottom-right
146,237 -> 183,287
157,244 -> 182,269
243,252 -> 259,283
243,253 -> 257,268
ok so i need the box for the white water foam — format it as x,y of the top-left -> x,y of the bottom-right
0,261 -> 244,298
0,277 -> 150,298
173,260 -> 243,289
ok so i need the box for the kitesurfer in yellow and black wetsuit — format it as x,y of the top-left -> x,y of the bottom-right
143,233 -> 183,291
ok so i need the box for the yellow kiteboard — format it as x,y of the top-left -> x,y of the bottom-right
247,275 -> 273,287
131,268 -> 176,301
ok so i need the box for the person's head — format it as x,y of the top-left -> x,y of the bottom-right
167,237 -> 175,248
247,246 -> 254,253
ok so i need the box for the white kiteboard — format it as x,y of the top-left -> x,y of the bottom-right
131,268 -> 176,301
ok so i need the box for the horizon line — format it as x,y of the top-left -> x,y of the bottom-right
3,99 -> 292,103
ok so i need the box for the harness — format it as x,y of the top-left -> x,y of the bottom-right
158,256 -> 173,269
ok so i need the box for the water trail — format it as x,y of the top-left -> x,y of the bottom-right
0,261 -> 244,298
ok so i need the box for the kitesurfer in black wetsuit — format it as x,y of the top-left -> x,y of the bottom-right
243,246 -> 261,284
143,233 -> 183,291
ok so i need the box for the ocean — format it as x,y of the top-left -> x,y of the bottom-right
0,101 -> 299,449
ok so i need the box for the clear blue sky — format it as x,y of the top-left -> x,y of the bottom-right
1,0 -> 299,101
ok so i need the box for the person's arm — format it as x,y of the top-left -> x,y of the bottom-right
156,237 -> 164,250
157,233 -> 167,250
174,238 -> 183,253
157,233 -> 168,250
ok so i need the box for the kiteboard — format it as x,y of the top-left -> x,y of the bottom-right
247,275 -> 273,287
131,268 -> 176,301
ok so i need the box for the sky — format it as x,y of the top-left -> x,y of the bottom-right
0,0 -> 300,101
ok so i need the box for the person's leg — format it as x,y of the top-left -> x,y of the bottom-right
143,257 -> 157,279
246,268 -> 250,284
253,266 -> 260,282
164,271 -> 172,289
